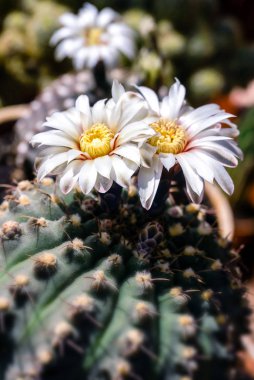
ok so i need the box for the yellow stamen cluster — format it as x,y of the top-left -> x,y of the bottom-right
85,27 -> 103,46
80,123 -> 114,158
149,118 -> 187,154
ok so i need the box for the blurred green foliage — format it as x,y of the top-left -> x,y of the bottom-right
1,0 -> 254,106
0,0 -> 71,105
238,108 -> 254,157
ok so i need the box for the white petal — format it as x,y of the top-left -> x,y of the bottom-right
181,151 -> 214,183
95,175 -> 113,193
50,27 -> 75,45
138,157 -> 163,210
165,79 -> 186,120
97,8 -> 118,28
179,104 -> 221,127
78,3 -> 98,27
222,140 -> 243,160
190,126 -> 221,139
59,161 -> 83,194
212,164 -> 234,195
116,121 -> 155,146
107,23 -> 135,39
106,97 -> 122,128
112,80 -> 125,103
37,152 -> 68,180
66,149 -> 82,163
185,180 -> 204,203
100,46 -> 118,67
55,38 -> 83,60
112,143 -> 141,165
78,160 -> 97,194
190,142 -> 239,167
94,155 -> 112,179
92,99 -> 107,124
185,112 -> 235,139
110,36 -> 135,58
176,154 -> 204,197
118,99 -> 148,129
186,135 -> 232,150
31,130 -> 78,149
74,48 -> 89,70
75,94 -> 90,114
75,95 -> 92,128
159,153 -> 176,171
59,13 -> 78,27
111,155 -> 137,188
86,46 -> 100,68
195,152 -> 234,195
120,93 -> 148,124
35,146 -> 68,157
140,143 -> 157,168
136,86 -> 160,115
43,108 -> 82,139
221,120 -> 239,137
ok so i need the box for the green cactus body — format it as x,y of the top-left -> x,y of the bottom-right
0,179 -> 248,380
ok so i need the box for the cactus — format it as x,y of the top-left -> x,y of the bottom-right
0,178 -> 249,380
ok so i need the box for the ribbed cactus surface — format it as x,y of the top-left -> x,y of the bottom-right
0,179 -> 248,380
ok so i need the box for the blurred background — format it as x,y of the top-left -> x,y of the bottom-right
0,0 -> 254,375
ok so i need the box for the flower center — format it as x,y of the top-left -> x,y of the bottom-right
79,123 -> 114,158
148,118 -> 187,154
85,27 -> 103,46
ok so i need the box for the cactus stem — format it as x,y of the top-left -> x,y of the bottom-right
92,61 -> 110,94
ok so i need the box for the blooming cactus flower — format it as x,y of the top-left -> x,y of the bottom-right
137,79 -> 242,209
30,81 -> 155,195
50,2 -> 135,69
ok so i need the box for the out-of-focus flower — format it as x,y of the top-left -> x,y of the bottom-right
50,2 -> 135,69
137,79 -> 242,209
31,81 -> 155,195
188,68 -> 225,103
229,80 -> 254,109
123,9 -> 155,37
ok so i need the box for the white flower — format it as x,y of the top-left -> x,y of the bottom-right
30,81 -> 155,195
137,79 -> 242,209
50,2 -> 135,69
